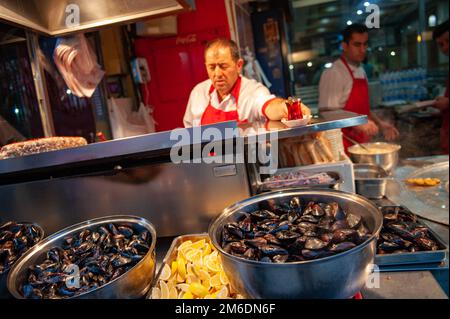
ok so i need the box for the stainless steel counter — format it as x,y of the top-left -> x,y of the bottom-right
0,110 -> 366,183
363,156 -> 449,299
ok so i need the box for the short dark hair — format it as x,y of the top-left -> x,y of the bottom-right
433,20 -> 449,41
205,38 -> 240,62
341,24 -> 369,43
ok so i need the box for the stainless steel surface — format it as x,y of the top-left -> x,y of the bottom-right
348,142 -> 401,173
7,215 -> 156,299
0,222 -> 44,299
208,189 -> 383,299
0,121 -> 238,179
354,164 -> 389,199
238,111 -> 367,140
405,161 -> 449,214
0,161 -> 250,237
0,0 -> 194,36
0,111 -> 365,181
387,156 -> 449,225
247,156 -> 356,195
362,271 -> 448,299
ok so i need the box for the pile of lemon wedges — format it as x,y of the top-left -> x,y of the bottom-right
405,178 -> 441,187
151,238 -> 244,299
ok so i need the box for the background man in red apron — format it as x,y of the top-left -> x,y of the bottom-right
432,20 -> 449,155
183,38 -> 311,127
318,24 -> 399,151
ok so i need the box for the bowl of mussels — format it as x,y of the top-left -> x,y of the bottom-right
209,189 -> 383,299
7,215 -> 156,299
0,221 -> 45,298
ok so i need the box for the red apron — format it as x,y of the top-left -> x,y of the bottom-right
340,57 -> 371,151
200,77 -> 247,126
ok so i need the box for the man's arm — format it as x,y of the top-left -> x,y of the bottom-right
183,91 -> 195,128
369,112 -> 399,141
263,98 -> 311,121
434,96 -> 449,112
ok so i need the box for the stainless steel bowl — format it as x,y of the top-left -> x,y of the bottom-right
0,222 -> 44,299
348,142 -> 401,173
354,164 -> 390,199
209,189 -> 383,299
7,215 -> 156,299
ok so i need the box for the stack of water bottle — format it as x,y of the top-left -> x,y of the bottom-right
379,68 -> 428,103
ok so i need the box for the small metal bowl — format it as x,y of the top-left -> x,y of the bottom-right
7,215 -> 156,299
354,164 -> 390,199
0,222 -> 44,299
348,142 -> 401,173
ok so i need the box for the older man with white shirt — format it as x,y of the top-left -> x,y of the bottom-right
319,24 -> 398,150
184,38 -> 310,127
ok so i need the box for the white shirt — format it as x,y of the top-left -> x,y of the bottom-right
183,76 -> 276,127
318,57 -> 367,112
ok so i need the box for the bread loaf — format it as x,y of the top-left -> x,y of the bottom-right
0,137 -> 88,159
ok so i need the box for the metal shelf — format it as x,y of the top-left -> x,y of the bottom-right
0,111 -> 366,183
238,110 -> 367,141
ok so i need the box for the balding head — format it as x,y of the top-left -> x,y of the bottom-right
205,38 -> 240,62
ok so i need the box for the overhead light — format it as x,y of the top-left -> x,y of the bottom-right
317,27 -> 327,33
325,6 -> 337,13
66,89 -> 72,95
347,20 -> 353,26
428,15 -> 437,27
321,18 -> 330,24
378,47 -> 383,52
14,107 -> 20,115
364,2 -> 370,7
390,51 -> 396,56
325,62 -> 333,69
307,62 -> 313,67
289,65 -> 294,70
357,10 -> 363,15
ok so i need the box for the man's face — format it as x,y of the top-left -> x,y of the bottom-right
342,32 -> 369,64
205,46 -> 243,97
436,31 -> 449,56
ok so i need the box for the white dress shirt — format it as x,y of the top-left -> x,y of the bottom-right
183,76 -> 276,127
318,58 -> 367,112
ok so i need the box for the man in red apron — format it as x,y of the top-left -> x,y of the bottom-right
318,24 -> 399,151
183,38 -> 310,127
432,20 -> 449,155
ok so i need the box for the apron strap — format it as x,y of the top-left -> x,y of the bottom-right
340,56 -> 356,80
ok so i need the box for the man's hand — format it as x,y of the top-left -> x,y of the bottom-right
433,96 -> 449,111
379,121 -> 400,141
264,98 -> 311,121
353,120 -> 379,137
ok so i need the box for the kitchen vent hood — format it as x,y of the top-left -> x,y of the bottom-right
0,0 -> 195,36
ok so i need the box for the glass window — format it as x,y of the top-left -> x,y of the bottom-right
0,24 -> 43,146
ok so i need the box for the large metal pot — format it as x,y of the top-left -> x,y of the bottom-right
348,142 -> 401,173
208,189 -> 383,299
7,215 -> 156,299
0,222 -> 44,299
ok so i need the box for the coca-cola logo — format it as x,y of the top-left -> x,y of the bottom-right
176,34 -> 197,45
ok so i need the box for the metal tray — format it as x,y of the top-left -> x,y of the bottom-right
258,170 -> 342,192
375,206 -> 448,267
147,233 -> 242,299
